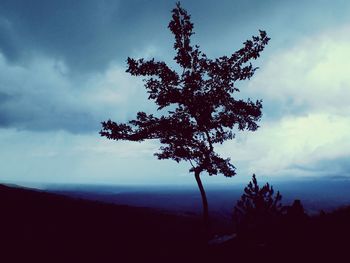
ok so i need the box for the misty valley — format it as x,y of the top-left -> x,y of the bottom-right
46,176 -> 350,219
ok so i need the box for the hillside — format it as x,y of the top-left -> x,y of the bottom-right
2,183 -> 350,263
0,184 -> 206,262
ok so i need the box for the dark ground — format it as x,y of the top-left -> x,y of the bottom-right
0,184 -> 206,262
1,183 -> 350,263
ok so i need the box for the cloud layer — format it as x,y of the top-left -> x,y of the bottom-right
219,25 -> 350,179
1,0 -> 350,185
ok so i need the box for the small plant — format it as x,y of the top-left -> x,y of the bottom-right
233,174 -> 283,242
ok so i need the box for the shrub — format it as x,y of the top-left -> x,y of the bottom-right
233,174 -> 283,243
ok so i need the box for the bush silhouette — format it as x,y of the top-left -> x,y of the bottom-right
233,174 -> 283,243
233,175 -> 312,248
234,175 -> 283,222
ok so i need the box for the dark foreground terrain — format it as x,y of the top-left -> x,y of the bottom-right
1,184 -> 350,263
0,184 -> 206,262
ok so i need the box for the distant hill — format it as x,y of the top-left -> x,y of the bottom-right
43,178 -> 350,219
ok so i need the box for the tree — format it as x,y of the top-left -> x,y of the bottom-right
233,174 -> 283,230
233,175 -> 283,245
100,2 -> 270,228
233,175 -> 309,246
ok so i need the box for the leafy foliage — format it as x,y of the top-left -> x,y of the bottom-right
233,175 -> 314,247
100,2 -> 269,177
233,174 -> 283,228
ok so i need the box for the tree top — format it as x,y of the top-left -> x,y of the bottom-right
101,2 -> 270,177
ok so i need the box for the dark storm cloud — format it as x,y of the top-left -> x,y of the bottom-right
0,0 -> 172,73
0,98 -> 98,133
0,0 -> 286,74
0,0 -> 349,134
1,0 -> 349,73
1,0 -> 350,184
0,85 -> 98,133
0,0 -> 280,134
0,17 -> 19,62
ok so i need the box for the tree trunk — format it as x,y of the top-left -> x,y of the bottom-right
194,170 -> 209,233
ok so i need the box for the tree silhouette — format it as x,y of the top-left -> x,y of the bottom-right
100,2 -> 269,228
233,174 -> 283,244
233,174 -> 283,227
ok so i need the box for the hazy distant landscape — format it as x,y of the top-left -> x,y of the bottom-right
5,175 -> 350,234
2,176 -> 350,262
42,176 -> 350,217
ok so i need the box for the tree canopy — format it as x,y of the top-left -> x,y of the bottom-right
100,2 -> 269,178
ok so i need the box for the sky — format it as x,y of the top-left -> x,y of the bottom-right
1,0 -> 350,186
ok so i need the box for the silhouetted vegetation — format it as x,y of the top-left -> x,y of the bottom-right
233,174 -> 283,224
231,175 -> 314,247
100,2 -> 269,226
2,183 -> 350,262
233,174 -> 283,243
207,176 -> 349,262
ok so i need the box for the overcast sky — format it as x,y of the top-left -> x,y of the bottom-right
1,0 -> 350,186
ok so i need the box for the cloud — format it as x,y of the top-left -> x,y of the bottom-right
247,24 -> 350,119
219,113 -> 350,177
0,52 -> 155,133
0,128 -> 191,185
2,0 -> 350,185
0,0 -> 175,73
216,25 -> 350,178
2,0 -> 348,75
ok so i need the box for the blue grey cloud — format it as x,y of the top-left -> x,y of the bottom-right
1,0 -> 350,184
0,0 -> 349,134
2,0 -> 347,73
0,0 -> 171,73
289,155 -> 350,177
